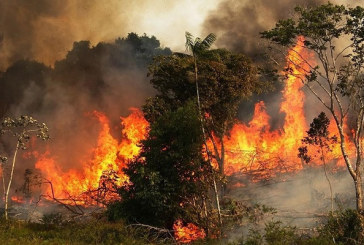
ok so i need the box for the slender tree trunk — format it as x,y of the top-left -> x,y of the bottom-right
5,140 -> 19,220
334,113 -> 364,239
212,177 -> 222,226
219,136 -> 225,175
355,175 -> 363,212
321,149 -> 334,213
193,56 -> 222,229
355,151 -> 363,213
1,166 -> 5,200
333,116 -> 362,210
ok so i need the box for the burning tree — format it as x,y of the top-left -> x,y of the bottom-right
0,115 -> 49,220
109,102 -> 214,232
262,3 -> 364,223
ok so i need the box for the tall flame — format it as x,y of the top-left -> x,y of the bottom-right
35,108 -> 148,203
222,37 -> 347,179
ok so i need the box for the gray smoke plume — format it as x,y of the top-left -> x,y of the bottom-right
0,0 -> 219,70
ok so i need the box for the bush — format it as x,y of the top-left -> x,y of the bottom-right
319,209 -> 363,244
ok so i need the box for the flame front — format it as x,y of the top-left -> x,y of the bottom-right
35,108 -> 148,204
222,37 -> 347,179
31,37 -> 356,202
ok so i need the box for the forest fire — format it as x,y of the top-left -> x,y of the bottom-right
30,37 -> 354,202
2,36 -> 357,244
34,108 -> 148,204
221,37 -> 348,180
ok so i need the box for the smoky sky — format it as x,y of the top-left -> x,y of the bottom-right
202,0 -> 328,127
202,0 -> 364,57
0,0 -> 220,70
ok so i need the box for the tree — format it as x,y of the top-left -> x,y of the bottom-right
184,32 -> 216,154
262,3 -> 364,220
298,112 -> 338,212
147,42 -> 265,229
147,43 -> 264,176
1,115 -> 49,220
108,102 -> 214,231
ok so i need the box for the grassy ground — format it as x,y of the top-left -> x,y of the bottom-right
0,217 -> 170,245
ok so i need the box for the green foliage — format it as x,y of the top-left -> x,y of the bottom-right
185,32 -> 217,56
41,213 -> 64,226
225,209 -> 364,244
264,221 -> 297,245
298,112 -> 337,164
53,32 -> 172,96
108,102 -> 211,228
319,209 -> 363,244
261,3 -> 347,47
147,48 -> 264,139
226,221 -> 301,245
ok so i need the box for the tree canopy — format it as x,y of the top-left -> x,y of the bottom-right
108,102 -> 211,228
146,47 -> 266,174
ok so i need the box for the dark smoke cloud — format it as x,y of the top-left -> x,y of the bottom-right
203,0 -> 324,57
0,0 -> 218,70
0,0 -> 157,69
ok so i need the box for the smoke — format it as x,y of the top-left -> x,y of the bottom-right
0,34 -> 171,192
0,0 -> 220,70
203,0 -> 364,128
203,0 -> 364,56
225,166 -> 355,242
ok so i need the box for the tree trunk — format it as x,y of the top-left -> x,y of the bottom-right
219,136 -> 225,175
321,150 -> 334,213
355,177 -> 363,212
355,154 -> 363,213
333,117 -> 361,209
1,166 -> 5,200
5,140 -> 19,220
193,56 -> 222,229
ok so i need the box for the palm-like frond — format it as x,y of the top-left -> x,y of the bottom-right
185,32 -> 216,56
200,33 -> 216,50
185,32 -> 194,53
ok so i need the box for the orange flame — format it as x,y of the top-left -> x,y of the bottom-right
221,37 -> 353,180
35,108 -> 148,204
25,36 -> 359,205
173,219 -> 206,243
